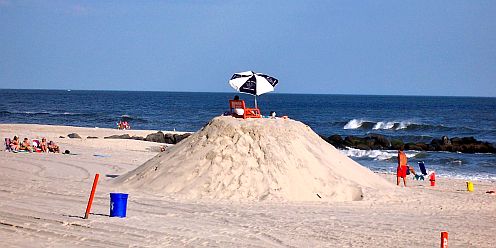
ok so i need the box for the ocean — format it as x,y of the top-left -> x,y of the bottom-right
1,89 -> 495,180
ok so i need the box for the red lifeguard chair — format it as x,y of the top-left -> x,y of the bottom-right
229,100 -> 261,119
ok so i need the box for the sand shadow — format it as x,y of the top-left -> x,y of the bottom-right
64,214 -> 84,219
90,213 -> 110,217
106,174 -> 119,178
64,212 -> 110,219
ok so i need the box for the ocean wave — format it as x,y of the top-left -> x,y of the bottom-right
343,119 -> 413,130
342,119 -> 474,133
340,147 -> 418,161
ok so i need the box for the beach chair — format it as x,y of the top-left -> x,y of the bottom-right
414,161 -> 428,180
4,138 -> 12,152
32,139 -> 42,153
229,100 -> 261,119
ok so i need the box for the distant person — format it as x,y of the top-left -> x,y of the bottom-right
10,136 -> 20,151
397,147 -> 408,186
48,141 -> 60,153
19,138 -> 33,152
40,138 -> 48,152
123,121 -> 130,129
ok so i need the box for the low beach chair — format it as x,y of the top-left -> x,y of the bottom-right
229,100 -> 261,119
4,138 -> 12,152
414,161 -> 428,180
32,139 -> 42,153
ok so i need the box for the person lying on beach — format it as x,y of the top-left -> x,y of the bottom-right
19,138 -> 33,152
40,138 -> 48,152
10,136 -> 20,151
48,141 -> 60,153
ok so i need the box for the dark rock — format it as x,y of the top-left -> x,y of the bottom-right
390,139 -> 405,150
367,133 -> 391,148
145,131 -> 166,143
430,138 -> 443,147
87,136 -> 98,139
343,136 -> 363,147
104,134 -> 131,139
405,143 -> 428,151
451,136 -> 477,145
131,136 -> 145,141
164,133 -> 175,144
356,144 -> 371,150
321,133 -> 495,154
67,133 -> 81,139
327,135 -> 345,149
59,136 -> 65,138
442,136 -> 451,145
173,133 -> 191,144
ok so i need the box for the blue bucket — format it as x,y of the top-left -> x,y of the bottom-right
110,193 -> 128,218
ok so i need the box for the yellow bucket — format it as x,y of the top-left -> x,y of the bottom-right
466,181 -> 474,192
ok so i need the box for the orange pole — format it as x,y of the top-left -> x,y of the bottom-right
440,232 -> 448,248
84,174 -> 100,219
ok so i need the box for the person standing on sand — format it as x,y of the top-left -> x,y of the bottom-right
397,147 -> 408,186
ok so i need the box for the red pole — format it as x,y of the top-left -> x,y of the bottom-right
441,232 -> 448,248
84,174 -> 100,219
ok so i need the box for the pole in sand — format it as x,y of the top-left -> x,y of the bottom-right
440,231 -> 448,248
84,173 -> 100,219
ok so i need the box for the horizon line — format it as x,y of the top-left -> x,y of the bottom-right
0,88 -> 494,99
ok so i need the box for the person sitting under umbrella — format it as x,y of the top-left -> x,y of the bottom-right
232,95 -> 245,116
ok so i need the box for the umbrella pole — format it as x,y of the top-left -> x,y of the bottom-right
255,96 -> 258,109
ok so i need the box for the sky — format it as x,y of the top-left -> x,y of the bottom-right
1,0 -> 495,97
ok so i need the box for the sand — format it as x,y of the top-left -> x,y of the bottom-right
117,116 -> 395,202
1,122 -> 495,247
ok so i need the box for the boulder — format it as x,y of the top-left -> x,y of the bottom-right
367,134 -> 391,148
327,135 -> 345,149
405,143 -> 428,151
104,134 -> 131,139
164,133 -> 175,144
390,139 -> 404,150
173,133 -> 191,144
145,131 -> 165,143
67,133 -> 81,139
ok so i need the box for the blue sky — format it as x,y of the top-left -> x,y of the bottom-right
1,0 -> 495,96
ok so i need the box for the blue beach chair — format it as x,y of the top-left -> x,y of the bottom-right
414,161 -> 428,180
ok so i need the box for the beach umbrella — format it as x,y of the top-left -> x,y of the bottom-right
228,71 -> 279,108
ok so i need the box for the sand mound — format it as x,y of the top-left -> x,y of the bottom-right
116,116 -> 394,201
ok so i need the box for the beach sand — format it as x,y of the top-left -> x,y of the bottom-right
0,123 -> 495,247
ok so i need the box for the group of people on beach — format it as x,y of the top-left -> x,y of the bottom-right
117,121 -> 131,130
6,136 -> 60,153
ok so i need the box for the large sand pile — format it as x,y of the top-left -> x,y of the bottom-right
116,116 -> 394,201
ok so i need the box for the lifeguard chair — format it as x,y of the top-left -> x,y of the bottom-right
229,100 -> 261,119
